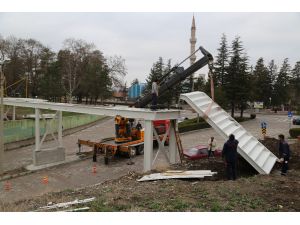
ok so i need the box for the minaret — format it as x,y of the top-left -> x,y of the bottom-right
190,15 -> 197,91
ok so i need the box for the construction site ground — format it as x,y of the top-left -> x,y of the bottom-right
0,112 -> 299,211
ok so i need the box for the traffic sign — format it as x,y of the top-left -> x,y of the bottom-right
261,121 -> 267,129
288,111 -> 293,118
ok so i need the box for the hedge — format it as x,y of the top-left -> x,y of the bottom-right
178,116 -> 253,133
289,128 -> 300,138
178,122 -> 210,133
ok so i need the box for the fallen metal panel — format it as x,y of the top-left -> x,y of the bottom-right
137,170 -> 217,182
180,91 -> 278,174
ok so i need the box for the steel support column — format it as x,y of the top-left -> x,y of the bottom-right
144,120 -> 153,172
169,119 -> 177,164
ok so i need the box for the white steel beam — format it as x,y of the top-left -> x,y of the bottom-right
3,98 -> 180,121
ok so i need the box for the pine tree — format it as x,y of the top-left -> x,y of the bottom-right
290,61 -> 300,107
214,33 -> 229,86
252,58 -> 272,107
39,61 -> 64,101
268,60 -> 277,85
224,36 -> 250,117
145,57 -> 164,92
194,76 -> 206,92
131,78 -> 139,86
267,60 -> 277,107
272,58 -> 290,107
144,57 -> 175,107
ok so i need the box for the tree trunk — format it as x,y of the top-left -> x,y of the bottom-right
231,102 -> 235,117
240,106 -> 244,118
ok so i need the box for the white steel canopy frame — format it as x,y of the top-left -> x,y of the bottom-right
4,98 -> 180,171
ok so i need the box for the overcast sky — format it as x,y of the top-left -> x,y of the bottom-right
0,12 -> 299,84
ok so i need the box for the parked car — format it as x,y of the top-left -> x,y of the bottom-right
183,144 -> 222,160
293,117 -> 300,125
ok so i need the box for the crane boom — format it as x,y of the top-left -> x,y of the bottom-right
133,46 -> 213,108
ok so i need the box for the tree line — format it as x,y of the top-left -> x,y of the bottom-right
1,33 -> 299,114
143,34 -> 300,116
0,35 -> 126,103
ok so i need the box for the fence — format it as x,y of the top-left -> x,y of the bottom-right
4,114 -> 105,144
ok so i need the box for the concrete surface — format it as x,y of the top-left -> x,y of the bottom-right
34,147 -> 65,167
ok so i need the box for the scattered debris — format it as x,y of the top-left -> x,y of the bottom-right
37,197 -> 95,211
137,170 -> 217,182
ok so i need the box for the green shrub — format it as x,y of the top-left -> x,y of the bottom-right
178,116 -> 253,133
289,128 -> 300,138
179,117 -> 205,126
178,122 -> 210,133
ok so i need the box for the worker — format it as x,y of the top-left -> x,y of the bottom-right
129,118 -> 135,128
136,121 -> 142,130
125,119 -> 131,137
207,136 -> 216,160
151,78 -> 159,110
278,134 -> 291,176
115,116 -> 120,137
222,134 -> 239,180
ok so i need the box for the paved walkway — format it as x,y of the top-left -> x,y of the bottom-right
0,113 -> 293,204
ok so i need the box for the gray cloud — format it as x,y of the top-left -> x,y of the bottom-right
0,12 -> 299,83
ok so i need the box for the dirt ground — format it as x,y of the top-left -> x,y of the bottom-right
1,139 -> 299,212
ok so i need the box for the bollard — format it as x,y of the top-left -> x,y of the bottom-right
4,181 -> 11,191
42,176 -> 48,184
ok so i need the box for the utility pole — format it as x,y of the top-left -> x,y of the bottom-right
0,64 -> 5,174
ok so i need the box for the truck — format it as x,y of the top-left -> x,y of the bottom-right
77,46 -> 213,164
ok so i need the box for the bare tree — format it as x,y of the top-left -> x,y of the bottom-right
21,38 -> 46,97
2,36 -> 27,96
60,38 -> 95,103
107,55 -> 127,87
0,35 -> 6,60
